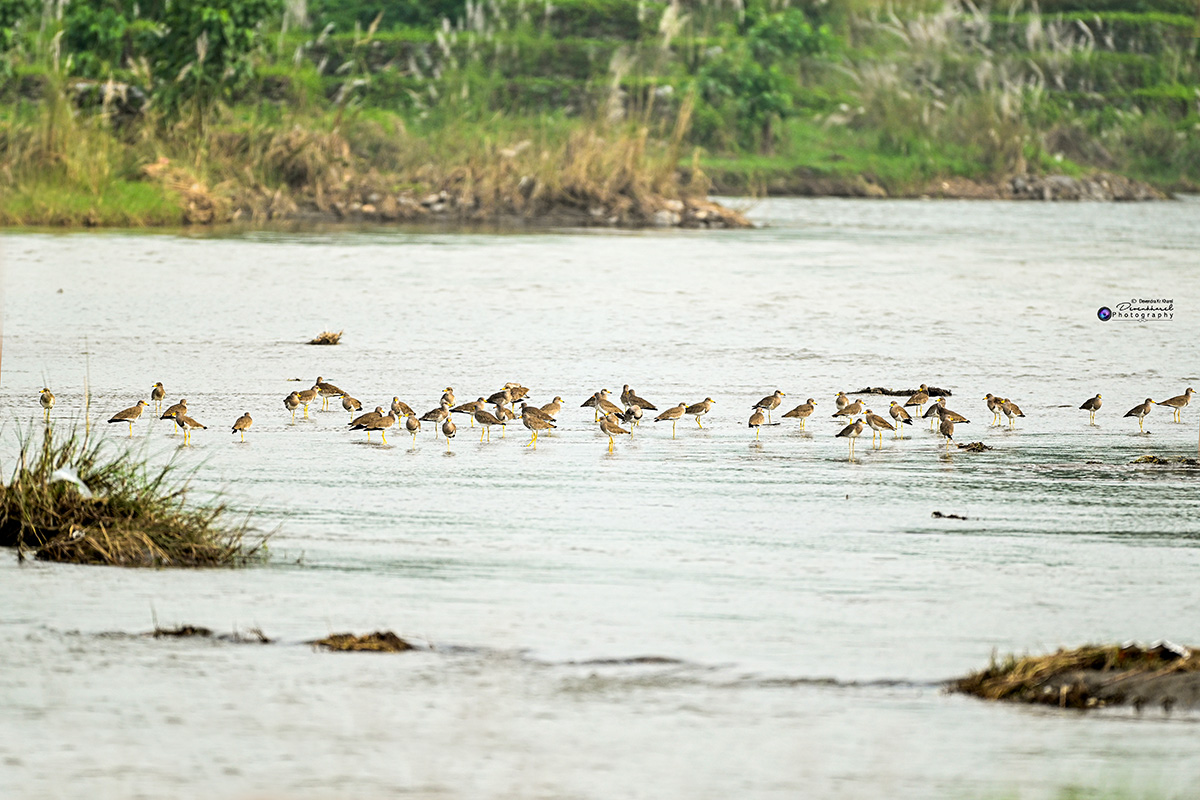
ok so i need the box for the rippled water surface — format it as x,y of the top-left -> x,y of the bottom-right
3,198 -> 1200,799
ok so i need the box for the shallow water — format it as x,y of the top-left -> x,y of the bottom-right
3,197 -> 1200,799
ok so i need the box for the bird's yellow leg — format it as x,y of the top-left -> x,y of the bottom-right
755,427 -> 760,441
128,422 -> 133,437
381,431 -> 388,445
608,435 -> 614,452
696,417 -> 703,428
480,427 -> 486,442
446,437 -> 451,451
672,420 -> 677,438
241,431 -> 245,442
501,426 -> 505,438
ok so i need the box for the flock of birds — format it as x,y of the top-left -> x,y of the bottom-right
33,381 -> 1197,459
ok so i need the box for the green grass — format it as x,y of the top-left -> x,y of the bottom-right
0,422 -> 268,567
0,179 -> 182,226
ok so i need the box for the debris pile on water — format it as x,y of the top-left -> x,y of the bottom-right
931,511 -> 968,520
308,330 -> 343,345
311,631 -> 415,652
951,642 -> 1200,710
956,442 -> 991,452
1130,455 -> 1200,466
852,386 -> 952,397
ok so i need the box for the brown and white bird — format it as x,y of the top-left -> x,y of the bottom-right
985,393 -> 1003,426
1079,393 -> 1102,425
442,417 -> 456,450
440,387 -> 456,407
939,416 -> 955,451
421,401 -> 451,434
835,392 -> 850,412
232,412 -> 252,442
521,402 -> 556,423
405,413 -> 421,445
599,412 -> 630,452
748,407 -> 767,440
161,398 -> 187,421
522,405 -> 556,447
391,397 -> 415,418
782,398 -> 816,428
349,406 -> 384,438
863,409 -> 895,448
108,400 -> 149,437
1159,388 -> 1194,423
655,402 -> 687,437
888,401 -> 912,438
833,398 -> 863,420
620,385 -> 657,412
297,386 -> 319,417
342,395 -> 362,414
999,398 -> 1024,428
284,392 -> 300,420
1124,398 -> 1155,433
836,418 -> 864,460
150,382 -> 165,412
904,384 -> 931,415
753,390 -> 786,423
923,400 -> 943,430
686,397 -> 715,428
588,390 -> 623,421
354,410 -> 396,444
622,404 -> 643,432
474,406 -> 505,442
315,377 -> 344,410
936,399 -> 969,425
451,398 -> 483,426
541,396 -> 564,419
39,388 -> 55,421
174,413 -> 206,444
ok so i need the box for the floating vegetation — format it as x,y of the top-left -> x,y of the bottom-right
1130,455 -> 1200,466
852,386 -> 952,397
931,511 -> 968,520
308,329 -> 343,345
951,642 -> 1200,710
956,442 -> 991,452
0,423 -> 270,567
149,624 -> 272,643
311,631 -> 416,652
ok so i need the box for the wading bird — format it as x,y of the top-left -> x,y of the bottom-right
232,413 -> 252,442
1124,398 -> 1155,433
108,400 -> 149,437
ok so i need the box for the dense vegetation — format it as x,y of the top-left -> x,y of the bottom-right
1,0 -> 1196,225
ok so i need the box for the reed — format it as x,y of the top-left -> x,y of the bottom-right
0,422 -> 269,567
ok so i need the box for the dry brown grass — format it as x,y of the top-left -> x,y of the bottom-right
952,643 -> 1200,709
311,631 -> 416,652
308,330 -> 343,345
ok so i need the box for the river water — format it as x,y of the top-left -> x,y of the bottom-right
2,197 -> 1199,799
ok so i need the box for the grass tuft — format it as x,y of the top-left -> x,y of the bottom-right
952,643 -> 1200,709
0,422 -> 269,567
308,329 -> 343,345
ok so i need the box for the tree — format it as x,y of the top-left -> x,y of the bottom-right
149,0 -> 282,123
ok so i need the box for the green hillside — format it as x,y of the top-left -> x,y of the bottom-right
1,0 -> 1196,225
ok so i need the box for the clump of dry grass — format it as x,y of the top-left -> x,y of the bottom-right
952,643 -> 1200,709
0,423 -> 269,567
308,329 -> 343,345
311,631 -> 416,652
